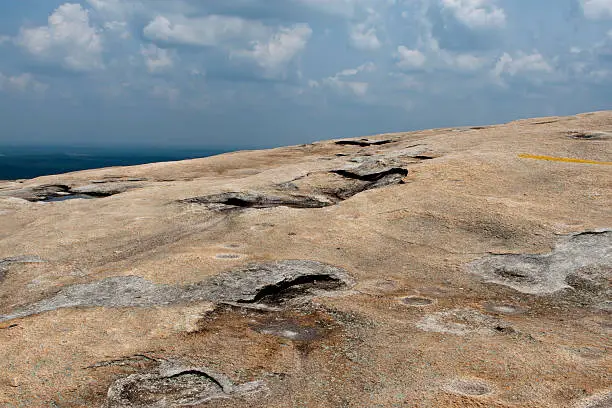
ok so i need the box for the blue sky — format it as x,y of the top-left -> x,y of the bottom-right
0,0 -> 611,148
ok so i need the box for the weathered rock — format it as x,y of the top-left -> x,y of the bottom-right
182,162 -> 407,210
106,362 -> 266,408
201,260 -> 353,305
1,111 -> 611,408
181,191 -> 333,210
469,230 -> 611,295
0,260 -> 353,321
567,130 -> 612,140
334,139 -> 393,147
416,308 -> 513,336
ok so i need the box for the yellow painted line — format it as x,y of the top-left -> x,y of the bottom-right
518,154 -> 612,166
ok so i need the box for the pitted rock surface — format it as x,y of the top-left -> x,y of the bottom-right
1,111 -> 611,408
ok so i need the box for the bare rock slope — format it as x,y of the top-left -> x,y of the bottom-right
0,112 -> 610,407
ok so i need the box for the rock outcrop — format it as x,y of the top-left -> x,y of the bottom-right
0,111 -> 610,407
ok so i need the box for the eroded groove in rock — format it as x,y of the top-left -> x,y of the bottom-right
181,163 -> 407,210
1,181 -> 141,202
201,260 -> 353,305
331,165 -> 408,182
106,363 -> 265,408
335,139 -> 392,147
181,192 -> 332,210
567,131 -> 611,140
249,274 -> 344,304
469,230 -> 611,296
0,260 -> 353,321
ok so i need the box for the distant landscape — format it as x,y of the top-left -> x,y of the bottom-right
0,146 -> 231,180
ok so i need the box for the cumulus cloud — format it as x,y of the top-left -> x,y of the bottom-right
103,20 -> 130,38
311,62 -> 375,96
441,0 -> 506,29
492,52 -> 553,78
396,46 -> 426,69
349,22 -> 381,50
582,0 -> 612,19
0,72 -> 48,94
143,14 -> 269,47
446,53 -> 487,70
16,3 -> 103,71
140,44 -> 174,73
232,24 -> 312,76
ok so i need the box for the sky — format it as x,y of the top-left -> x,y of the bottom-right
0,0 -> 611,149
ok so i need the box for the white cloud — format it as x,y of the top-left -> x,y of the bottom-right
103,21 -> 130,38
0,35 -> 10,45
16,3 -> 103,71
396,46 -> 426,69
313,62 -> 375,96
492,52 -> 553,78
140,44 -> 174,73
143,14 -> 269,47
582,0 -> 612,19
349,21 -> 381,50
388,72 -> 422,90
448,53 -> 487,70
232,24 -> 312,76
441,0 -> 506,29
0,72 -> 48,94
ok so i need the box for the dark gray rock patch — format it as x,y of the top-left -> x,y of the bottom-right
331,163 -> 408,182
202,260 -> 353,306
0,260 -> 353,322
1,181 -> 143,202
1,183 -> 122,202
469,230 -> 611,295
567,131 -> 612,140
181,191 -> 333,210
106,363 -> 265,408
335,139 -> 392,147
574,391 -> 612,408
45,194 -> 96,202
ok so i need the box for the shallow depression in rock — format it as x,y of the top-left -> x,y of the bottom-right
400,296 -> 434,306
214,253 -> 243,260
444,378 -> 494,397
482,302 -> 525,315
